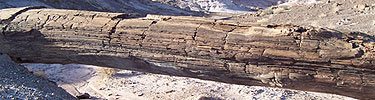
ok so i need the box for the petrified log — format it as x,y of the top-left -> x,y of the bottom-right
0,7 -> 374,99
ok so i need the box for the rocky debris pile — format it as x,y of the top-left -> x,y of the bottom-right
0,54 -> 76,99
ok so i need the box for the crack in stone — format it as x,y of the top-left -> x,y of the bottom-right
58,16 -> 75,30
24,15 -> 30,22
139,20 -> 158,47
98,20 -> 113,49
52,15 -> 62,22
223,27 -> 236,47
91,14 -> 97,20
260,49 -> 266,57
192,24 -> 202,41
106,19 -> 123,47
99,20 -> 111,32
68,23 -> 73,30
39,15 -> 50,29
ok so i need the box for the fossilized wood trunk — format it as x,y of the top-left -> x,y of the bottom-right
0,7 -> 374,99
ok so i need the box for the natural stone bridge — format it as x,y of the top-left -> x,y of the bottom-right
0,7 -> 374,99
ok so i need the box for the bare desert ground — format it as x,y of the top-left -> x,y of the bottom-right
22,63 -> 355,100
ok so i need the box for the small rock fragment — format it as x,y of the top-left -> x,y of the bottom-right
76,93 -> 90,99
165,90 -> 176,93
356,3 -> 368,10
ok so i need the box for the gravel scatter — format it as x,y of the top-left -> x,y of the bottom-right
0,53 -> 76,100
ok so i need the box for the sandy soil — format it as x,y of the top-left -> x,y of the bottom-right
22,63 -> 355,100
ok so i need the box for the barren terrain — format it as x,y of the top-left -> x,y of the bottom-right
22,63 -> 354,100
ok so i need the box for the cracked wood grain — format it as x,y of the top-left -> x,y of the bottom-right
0,7 -> 374,99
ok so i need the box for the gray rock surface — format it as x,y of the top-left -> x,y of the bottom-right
0,53 -> 76,100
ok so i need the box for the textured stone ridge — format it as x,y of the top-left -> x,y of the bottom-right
0,7 -> 374,99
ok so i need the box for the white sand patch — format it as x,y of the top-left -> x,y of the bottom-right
22,63 -> 356,100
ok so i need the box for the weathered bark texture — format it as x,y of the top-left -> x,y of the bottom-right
0,7 -> 374,99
